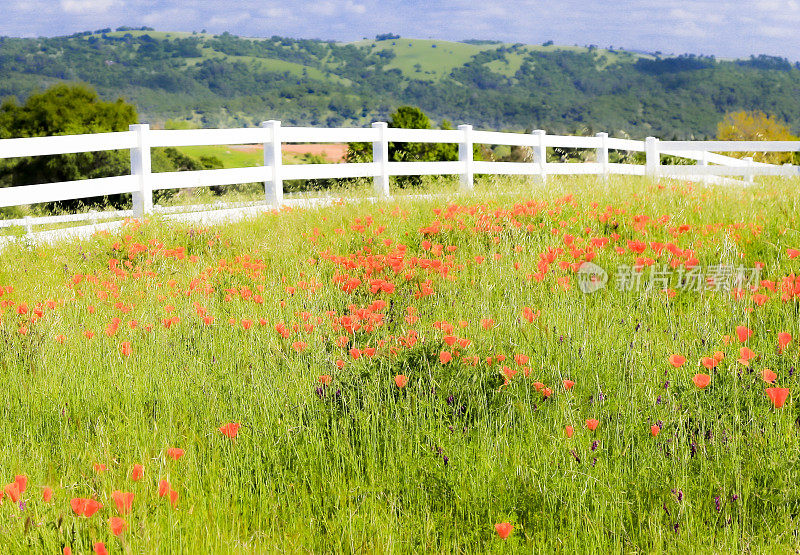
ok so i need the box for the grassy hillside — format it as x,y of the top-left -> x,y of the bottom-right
1,29 -> 800,137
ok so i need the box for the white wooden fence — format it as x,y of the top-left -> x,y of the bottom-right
1,121 -> 799,235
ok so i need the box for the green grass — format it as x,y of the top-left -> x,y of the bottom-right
2,175 -> 800,552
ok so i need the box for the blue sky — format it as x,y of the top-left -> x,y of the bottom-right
2,0 -> 799,61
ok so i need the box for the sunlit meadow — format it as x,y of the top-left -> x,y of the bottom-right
2,175 -> 800,552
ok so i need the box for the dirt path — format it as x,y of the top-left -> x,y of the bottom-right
227,143 -> 348,162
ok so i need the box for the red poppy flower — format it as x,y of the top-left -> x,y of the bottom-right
130,464 -> 144,482
166,447 -> 185,461
43,486 -> 53,502
109,516 -> 128,536
495,522 -> 513,539
70,498 -> 88,516
112,490 -> 134,515
120,342 -> 132,357
158,480 -> 170,497
778,332 -> 792,354
93,543 -> 108,555
693,373 -> 711,389
219,422 -> 240,438
736,326 -> 753,343
737,347 -> 756,366
318,375 -> 332,385
701,357 -> 718,370
762,369 -> 777,383
394,375 -> 408,388
565,425 -> 574,438
586,418 -> 599,431
668,354 -> 686,368
84,499 -> 102,517
15,474 -> 27,493
651,425 -> 660,437
766,387 -> 789,408
168,489 -> 179,508
3,483 -> 20,503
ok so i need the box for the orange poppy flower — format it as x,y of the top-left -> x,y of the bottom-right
693,373 -> 711,389
43,486 -> 53,502
130,464 -> 144,482
778,332 -> 792,354
109,516 -> 128,536
394,375 -> 408,388
533,382 -> 545,392
439,351 -> 453,364
563,379 -> 575,390
736,326 -> 753,343
93,463 -> 106,473
166,447 -> 184,461
318,375 -> 332,385
713,351 -> 725,362
63,547 -> 71,555
15,474 -> 27,493
494,522 -> 513,539
766,387 -> 790,408
762,369 -> 777,383
3,483 -> 20,502
737,347 -> 756,366
586,418 -> 599,431
120,342 -> 132,357
701,357 -> 718,370
168,489 -> 179,508
112,490 -> 134,515
668,354 -> 686,368
565,425 -> 574,438
651,425 -> 660,437
219,422 -> 240,438
93,543 -> 108,555
542,387 -> 552,398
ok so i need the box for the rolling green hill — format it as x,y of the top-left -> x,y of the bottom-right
1,28 -> 800,138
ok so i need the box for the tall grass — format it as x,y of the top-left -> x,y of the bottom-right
1,175 -> 799,552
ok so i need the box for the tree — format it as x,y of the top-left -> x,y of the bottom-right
0,84 -> 220,211
346,106 -> 459,187
716,110 -> 799,164
0,84 -> 137,210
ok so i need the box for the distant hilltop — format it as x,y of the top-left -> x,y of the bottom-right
1,29 -> 799,138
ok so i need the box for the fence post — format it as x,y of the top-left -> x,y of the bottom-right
130,124 -> 152,216
744,156 -> 754,185
532,129 -> 547,184
372,122 -> 390,197
261,120 -> 283,206
645,136 -> 660,180
458,124 -> 474,191
595,132 -> 609,182
23,216 -> 32,235
699,150 -> 709,184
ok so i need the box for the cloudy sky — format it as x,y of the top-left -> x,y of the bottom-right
2,0 -> 799,61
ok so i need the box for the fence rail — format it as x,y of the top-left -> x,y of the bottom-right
1,122 -> 800,235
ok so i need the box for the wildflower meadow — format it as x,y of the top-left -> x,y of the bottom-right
1,176 -> 800,552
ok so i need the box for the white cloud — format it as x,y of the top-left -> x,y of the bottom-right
60,0 -> 117,13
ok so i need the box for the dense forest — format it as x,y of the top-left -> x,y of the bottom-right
1,28 -> 800,138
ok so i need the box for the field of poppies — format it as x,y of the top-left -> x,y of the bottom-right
1,175 -> 800,552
